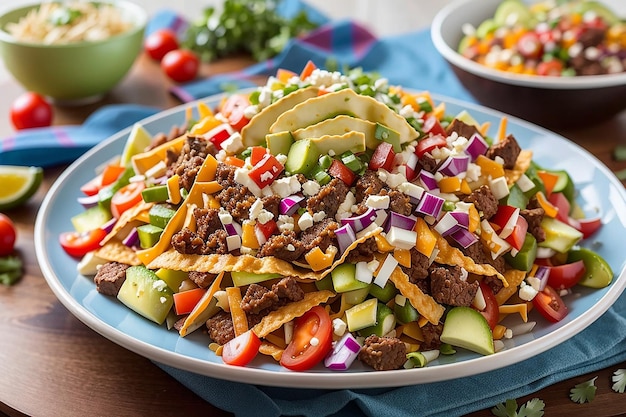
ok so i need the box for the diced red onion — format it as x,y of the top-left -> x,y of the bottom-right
279,195 -> 305,215
450,228 -> 478,249
534,266 -> 550,291
437,154 -> 470,177
434,211 -> 463,236
223,222 -> 242,236
404,153 -> 419,181
335,224 -> 357,254
123,227 -> 139,247
100,217 -> 118,234
384,211 -> 417,233
449,211 -> 470,229
417,170 -> 438,191
415,192 -> 444,218
341,207 -> 378,233
77,194 -> 100,209
464,133 -> 489,161
324,332 -> 361,371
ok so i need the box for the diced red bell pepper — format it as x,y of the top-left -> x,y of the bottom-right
490,205 -> 519,238
568,216 -> 602,240
248,153 -> 284,189
250,146 -> 268,166
369,141 -> 395,172
415,134 -> 447,158
206,124 -> 233,149
329,159 -> 357,186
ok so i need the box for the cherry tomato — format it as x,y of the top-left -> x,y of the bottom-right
369,141 -> 396,171
220,95 -> 252,131
110,182 -> 146,219
0,213 -> 17,256
415,134 -> 447,158
280,306 -> 333,371
59,228 -> 107,258
10,92 -> 53,130
144,29 -> 179,61
476,281 -> 499,330
547,260 -> 586,290
222,330 -> 262,367
161,49 -> 199,83
536,60 -> 564,76
532,285 -> 568,323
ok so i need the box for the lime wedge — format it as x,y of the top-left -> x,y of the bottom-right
0,165 -> 44,210
120,123 -> 152,167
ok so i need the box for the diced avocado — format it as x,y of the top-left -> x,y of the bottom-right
345,297 -> 378,332
231,271 -> 281,287
369,280 -> 397,303
493,0 -> 534,28
71,205 -> 112,233
567,247 -> 613,289
285,138 -> 320,175
575,1 -> 619,25
504,233 -> 537,272
539,217 -> 583,253
266,131 -> 294,156
375,123 -> 401,153
270,89 -> 419,144
142,185 -> 170,203
97,167 -> 134,210
343,286 -> 371,305
137,224 -> 164,249
453,110 -> 480,128
117,265 -> 174,325
475,18 -> 500,39
359,302 -> 396,337
440,306 -> 494,356
241,86 -> 319,147
149,204 -> 176,229
331,263 -> 370,293
393,294 -> 420,324
155,268 -> 189,292
457,35 -> 474,54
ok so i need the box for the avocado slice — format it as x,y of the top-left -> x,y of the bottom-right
538,217 -> 583,253
292,115 -> 381,150
440,306 -> 494,355
285,138 -> 320,175
269,89 -> 419,144
117,265 -> 174,325
241,86 -> 319,148
493,0 -> 535,27
575,1 -> 619,25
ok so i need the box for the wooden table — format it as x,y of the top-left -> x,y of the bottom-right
1,53 -> 626,417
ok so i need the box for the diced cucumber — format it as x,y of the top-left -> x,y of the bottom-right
155,268 -> 189,292
369,280 -> 397,303
440,306 -> 494,355
137,224 -> 163,249
142,185 -> 170,203
149,204 -> 176,229
539,217 -> 583,253
504,233 -> 537,272
359,302 -> 396,337
71,205 -> 112,233
117,265 -> 174,325
345,298 -> 378,332
394,294 -> 419,324
567,247 -> 613,289
231,271 -> 281,287
331,263 -> 370,293
547,169 -> 575,205
285,138 -> 319,175
343,286 -> 371,305
266,131 -> 294,156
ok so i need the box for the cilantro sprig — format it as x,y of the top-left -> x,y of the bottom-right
491,398 -> 545,417
612,369 -> 626,393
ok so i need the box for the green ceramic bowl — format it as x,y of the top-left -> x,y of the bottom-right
0,1 -> 147,104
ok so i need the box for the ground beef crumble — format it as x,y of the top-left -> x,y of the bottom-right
429,265 -> 479,306
358,335 -> 407,371
94,261 -> 129,296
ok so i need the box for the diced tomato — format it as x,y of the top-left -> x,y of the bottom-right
547,260 -> 586,290
422,115 -> 446,137
548,192 -> 570,223
255,219 -> 278,242
205,124 -> 232,149
476,281 -> 499,330
516,32 -> 543,59
59,228 -> 107,258
505,215 -> 528,251
569,217 -> 602,240
369,141 -> 395,172
490,205 -> 519,238
111,182 -> 146,218
299,60 -> 317,80
173,287 -> 207,315
536,60 -> 564,76
220,94 -> 251,131
222,330 -> 262,367
329,159 -> 357,186
415,134 -> 447,158
280,306 -> 333,371
80,174 -> 105,196
248,153 -> 284,188
532,285 -> 568,322
250,146 -> 268,166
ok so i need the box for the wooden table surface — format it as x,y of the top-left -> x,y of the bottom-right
1,53 -> 626,417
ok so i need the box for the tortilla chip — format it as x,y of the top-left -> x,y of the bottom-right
226,286 -> 248,336
179,271 -> 224,337
252,290 -> 335,338
101,201 -> 154,245
505,149 -> 533,185
95,239 -> 141,265
259,341 -> 284,361
435,236 -> 507,285
495,269 -> 527,305
388,265 -> 445,325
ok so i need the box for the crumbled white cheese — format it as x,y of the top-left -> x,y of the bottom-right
489,176 -> 510,200
516,174 -> 535,193
153,279 -> 168,291
302,180 -> 321,196
312,211 -> 326,222
275,154 -> 288,165
220,132 -> 244,154
526,276 -> 542,292
298,211 -> 314,231
271,175 -> 301,198
160,297 -> 168,304
286,244 -> 295,252
397,182 -> 424,202
234,167 -> 262,196
383,170 -> 407,189
332,318 -> 347,336
248,199 -> 264,221
336,191 -> 356,220
243,104 -> 258,120
365,194 -> 390,210
257,209 -> 274,224
277,214 -> 295,232
226,234 -> 241,252
519,281 -> 538,301
465,162 -> 481,183
218,208 -> 233,225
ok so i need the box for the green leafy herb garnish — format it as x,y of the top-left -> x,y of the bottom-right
569,377 -> 598,404
491,398 -> 545,417
612,369 -> 626,393
49,7 -> 83,26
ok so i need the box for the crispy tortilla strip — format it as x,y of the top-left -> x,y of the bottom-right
252,290 -> 335,338
179,271 -> 224,337
505,149 -> 532,185
226,287 -> 248,336
101,201 -> 154,245
147,227 -> 382,280
495,269 -> 527,305
259,341 -> 283,361
435,236 -> 507,285
95,239 -> 141,265
388,265 -> 445,325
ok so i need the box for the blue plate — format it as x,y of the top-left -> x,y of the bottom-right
34,93 -> 626,389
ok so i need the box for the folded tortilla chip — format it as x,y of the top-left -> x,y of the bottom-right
495,269 -> 527,305
95,239 -> 141,265
101,201 -> 154,245
387,264 -> 445,325
435,236 -> 507,286
505,149 -> 532,185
